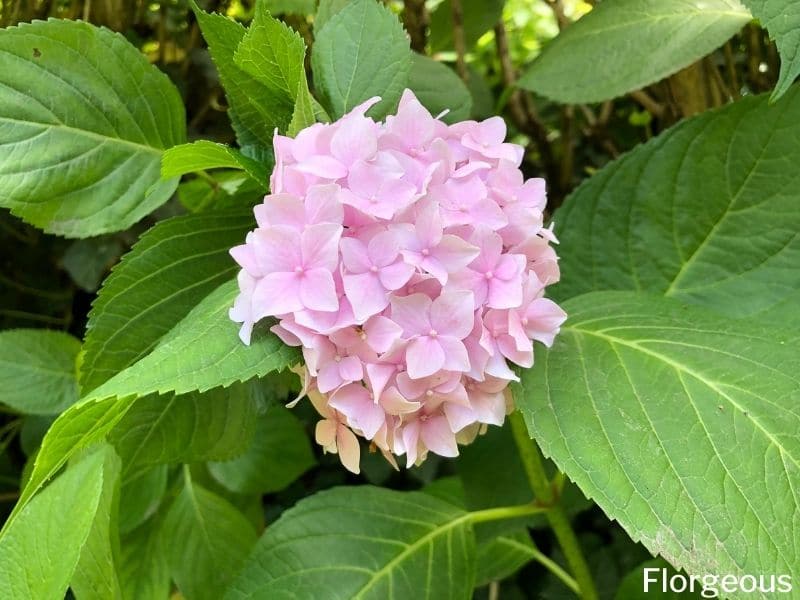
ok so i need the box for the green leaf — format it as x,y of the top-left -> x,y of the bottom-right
428,0 -> 505,52
208,402 -> 314,495
311,0 -> 411,119
0,19 -> 185,237
552,88 -> 800,327
63,237 -> 124,293
233,5 -> 317,137
516,291 -> 800,591
11,279 -> 297,532
86,279 -> 299,402
71,447 -> 124,600
119,465 -> 168,534
192,4 -> 293,153
226,486 -> 477,599
408,54 -> 472,124
264,0 -> 316,15
0,445 -> 119,599
0,329 -> 80,415
161,141 -> 269,187
518,0 -> 751,104
314,0 -> 351,33
80,208 -> 255,394
178,171 -> 265,213
743,0 -> 800,100
111,384 -> 259,480
475,530 -> 537,587
119,514 -> 171,600
162,474 -> 257,600
234,6 -> 306,106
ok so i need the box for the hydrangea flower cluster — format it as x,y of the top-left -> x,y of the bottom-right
230,90 -> 566,473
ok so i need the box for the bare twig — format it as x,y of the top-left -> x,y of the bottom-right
545,0 -> 569,30
450,0 -> 469,82
629,89 -> 665,118
723,41 -> 740,98
402,0 -> 429,53
494,22 -> 558,184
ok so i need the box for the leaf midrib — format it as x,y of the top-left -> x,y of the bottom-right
0,116 -> 163,156
567,324 -> 800,470
352,511 -> 470,599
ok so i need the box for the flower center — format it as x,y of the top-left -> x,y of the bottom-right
521,317 -> 529,326
370,265 -> 379,273
425,389 -> 434,398
294,266 -> 304,275
421,248 -> 430,256
484,271 -> 494,280
334,355 -> 342,363
428,329 -> 438,338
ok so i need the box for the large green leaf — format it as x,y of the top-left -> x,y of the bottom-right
743,0 -> 800,99
118,465 -> 167,534
0,446 -> 119,599
86,279 -> 299,402
516,291 -> 800,596
192,4 -> 292,155
119,514 -> 171,600
80,209 -> 255,394
10,279 -> 297,534
0,329 -> 80,415
111,384 -> 259,480
226,486 -> 476,599
208,402 -> 314,495
162,475 -> 257,600
162,141 -> 269,187
71,447 -> 123,600
0,19 -> 185,237
553,88 -> 800,326
408,54 -> 472,124
311,0 -> 411,119
518,0 -> 751,104
428,0 -> 506,53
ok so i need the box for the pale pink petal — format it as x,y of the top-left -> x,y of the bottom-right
405,337 -> 446,379
340,237 -> 372,273
442,402 -> 476,433
336,424 -> 361,474
364,316 -> 402,354
431,235 -> 480,275
438,337 -> 471,373
390,294 -> 432,337
316,419 -> 338,450
380,386 -> 420,414
378,261 -> 415,290
295,155 -> 348,179
252,227 -> 302,273
299,268 -> 339,312
338,356 -> 364,382
420,415 -> 459,457
305,184 -> 344,225
253,272 -> 303,318
368,230 -> 401,266
343,272 -> 389,322
431,291 -> 476,339
254,193 -> 305,229
366,363 -> 397,402
523,298 -> 568,347
330,117 -> 378,165
301,224 -> 342,271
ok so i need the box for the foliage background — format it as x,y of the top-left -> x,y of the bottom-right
0,0 -> 791,598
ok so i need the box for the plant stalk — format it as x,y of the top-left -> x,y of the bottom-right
510,411 -> 598,600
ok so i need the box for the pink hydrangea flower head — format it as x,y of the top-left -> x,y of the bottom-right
230,89 -> 566,470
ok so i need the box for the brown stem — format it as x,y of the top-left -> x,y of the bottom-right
723,41 -> 741,98
450,0 -> 469,82
402,0 -> 429,53
494,22 -> 558,186
629,89 -> 665,119
545,0 -> 569,30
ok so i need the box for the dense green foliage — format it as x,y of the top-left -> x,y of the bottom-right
0,0 -> 798,599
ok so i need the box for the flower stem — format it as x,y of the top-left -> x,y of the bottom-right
510,410 -> 598,600
468,502 -> 549,524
